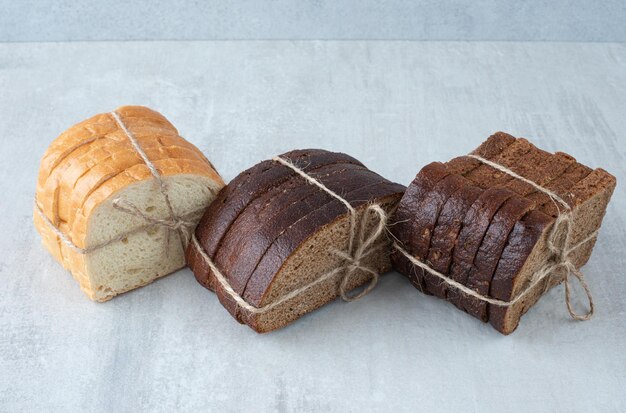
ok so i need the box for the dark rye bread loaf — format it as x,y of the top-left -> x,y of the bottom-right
187,149 -> 405,333
392,133 -> 616,334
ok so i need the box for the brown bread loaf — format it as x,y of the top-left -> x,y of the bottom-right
187,149 -> 405,333
391,133 -> 616,334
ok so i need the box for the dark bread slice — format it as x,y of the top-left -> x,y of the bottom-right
390,162 -> 450,292
487,169 -> 616,334
447,187 -> 517,311
216,163 -> 368,294
216,167 -> 395,321
426,184 -> 483,299
410,173 -> 471,295
188,150 -> 363,291
462,196 -> 535,320
242,182 -> 405,332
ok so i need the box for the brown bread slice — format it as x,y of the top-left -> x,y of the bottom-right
447,187 -> 517,311
488,168 -> 615,335
188,149 -> 363,290
241,182 -> 404,332
462,196 -> 536,320
409,173 -> 472,295
215,166 -> 389,320
426,184 -> 483,299
390,162 -> 450,292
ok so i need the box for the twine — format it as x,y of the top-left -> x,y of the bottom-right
35,111 -> 196,254
191,155 -> 389,314
394,154 -> 596,321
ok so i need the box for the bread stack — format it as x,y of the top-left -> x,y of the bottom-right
391,132 -> 616,334
34,106 -> 225,302
187,149 -> 405,332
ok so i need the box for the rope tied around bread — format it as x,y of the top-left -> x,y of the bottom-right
189,154 -> 390,314
34,111 -> 194,254
393,153 -> 596,321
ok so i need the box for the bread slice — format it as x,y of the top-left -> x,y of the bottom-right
391,133 -> 616,334
34,106 -> 224,301
187,150 -> 405,332
488,168 -> 615,333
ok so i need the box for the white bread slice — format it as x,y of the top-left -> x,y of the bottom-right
34,106 -> 225,302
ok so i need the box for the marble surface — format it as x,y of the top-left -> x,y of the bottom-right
2,0 -> 626,42
0,40 -> 625,412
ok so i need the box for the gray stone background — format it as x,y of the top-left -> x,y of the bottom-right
1,0 -> 625,42
1,2 -> 625,413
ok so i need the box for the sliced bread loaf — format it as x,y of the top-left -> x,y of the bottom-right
187,149 -> 405,332
34,106 -> 225,301
391,133 -> 615,334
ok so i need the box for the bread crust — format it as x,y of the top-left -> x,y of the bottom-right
487,210 -> 552,332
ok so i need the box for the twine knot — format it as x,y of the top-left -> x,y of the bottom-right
112,198 -> 195,251
334,204 -> 388,302
539,211 -> 595,321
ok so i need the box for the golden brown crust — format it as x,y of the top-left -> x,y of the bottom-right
34,106 -> 224,299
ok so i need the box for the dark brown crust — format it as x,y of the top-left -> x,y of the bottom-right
217,167 -> 394,320
488,210 -> 552,333
447,187 -> 517,310
426,184 -> 483,298
463,196 -> 536,321
390,162 -> 449,292
243,179 -> 406,308
188,149 -> 363,290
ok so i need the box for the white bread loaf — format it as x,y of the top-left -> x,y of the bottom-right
34,106 -> 225,302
